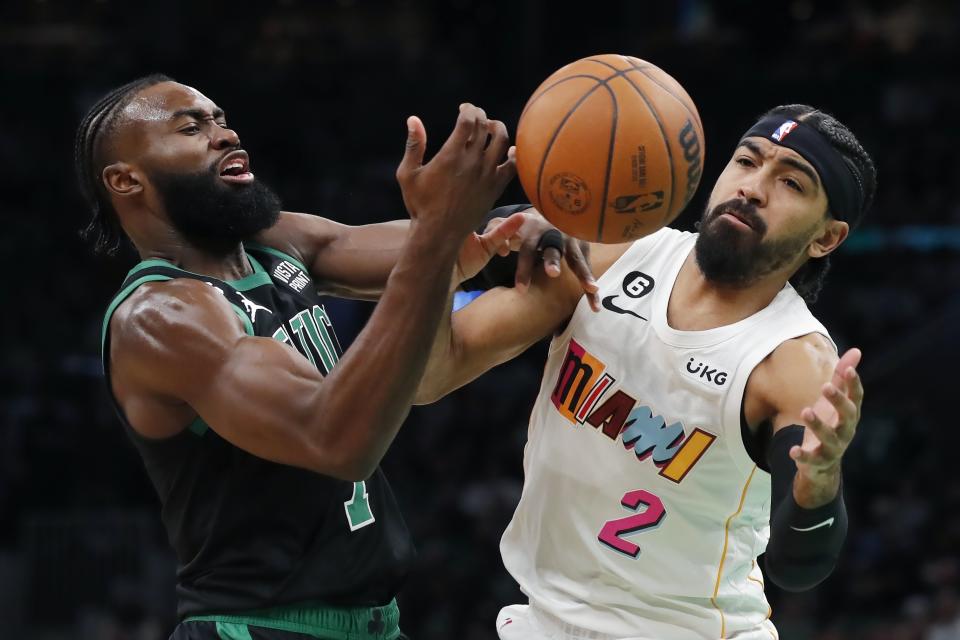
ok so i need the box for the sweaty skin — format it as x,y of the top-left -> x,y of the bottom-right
106,81 -> 519,480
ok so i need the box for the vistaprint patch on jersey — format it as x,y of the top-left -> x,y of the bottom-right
272,259 -> 312,293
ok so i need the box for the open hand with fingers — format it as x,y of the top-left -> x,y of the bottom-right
452,211 -> 527,289
482,208 -> 601,310
792,348 -> 864,505
395,104 -> 516,242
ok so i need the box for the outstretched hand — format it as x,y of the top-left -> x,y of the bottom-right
453,211 -> 527,286
792,348 -> 864,478
483,208 -> 600,311
395,105 -> 516,241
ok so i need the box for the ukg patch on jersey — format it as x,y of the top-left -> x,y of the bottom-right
550,339 -> 716,483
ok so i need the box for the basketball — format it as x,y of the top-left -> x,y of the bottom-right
516,54 -> 705,243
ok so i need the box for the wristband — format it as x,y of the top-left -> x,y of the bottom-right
764,424 -> 848,591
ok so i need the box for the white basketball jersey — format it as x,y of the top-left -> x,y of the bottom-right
500,227 -> 835,639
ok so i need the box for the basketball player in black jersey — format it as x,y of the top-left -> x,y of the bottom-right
76,74 -> 590,640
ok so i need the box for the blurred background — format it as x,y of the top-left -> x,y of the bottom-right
1,0 -> 958,638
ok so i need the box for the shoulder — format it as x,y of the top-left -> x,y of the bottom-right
749,332 -> 838,425
111,278 -> 245,363
589,226 -> 689,280
253,211 -> 338,266
764,333 -> 837,377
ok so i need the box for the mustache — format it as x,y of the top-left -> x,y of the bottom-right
707,199 -> 766,234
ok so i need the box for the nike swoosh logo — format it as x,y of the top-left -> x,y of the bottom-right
790,517 -> 835,532
601,295 -> 648,321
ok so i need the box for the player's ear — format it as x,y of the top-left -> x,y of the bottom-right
102,162 -> 143,198
808,217 -> 848,259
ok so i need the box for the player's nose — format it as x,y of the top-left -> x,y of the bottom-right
736,178 -> 766,208
211,125 -> 241,151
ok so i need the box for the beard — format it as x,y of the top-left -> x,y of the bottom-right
151,160 -> 282,256
694,198 -> 813,288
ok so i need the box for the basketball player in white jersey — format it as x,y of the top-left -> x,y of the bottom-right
416,104 -> 876,639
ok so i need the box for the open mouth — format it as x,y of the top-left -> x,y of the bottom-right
218,150 -> 254,184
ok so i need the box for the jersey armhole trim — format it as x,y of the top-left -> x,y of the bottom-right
230,304 -> 255,336
245,242 -> 311,275
101,276 -> 256,357
101,274 -> 174,358
187,416 -> 209,437
124,255 -> 272,291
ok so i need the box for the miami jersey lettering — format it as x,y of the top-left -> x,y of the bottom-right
550,338 -> 716,483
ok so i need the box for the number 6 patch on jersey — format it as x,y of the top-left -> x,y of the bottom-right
344,480 -> 376,531
597,489 -> 666,558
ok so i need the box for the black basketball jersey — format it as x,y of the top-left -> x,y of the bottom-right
100,242 -> 415,619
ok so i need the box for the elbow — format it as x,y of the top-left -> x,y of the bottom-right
310,447 -> 377,482
763,550 -> 838,592
304,421 -> 381,482
333,461 -> 377,483
414,384 -> 444,406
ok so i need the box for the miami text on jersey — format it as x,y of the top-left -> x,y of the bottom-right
550,339 -> 716,483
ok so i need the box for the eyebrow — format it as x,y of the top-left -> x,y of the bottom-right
738,139 -> 821,193
170,107 -> 225,121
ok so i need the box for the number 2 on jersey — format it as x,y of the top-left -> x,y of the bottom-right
597,489 -> 666,558
344,480 -> 376,531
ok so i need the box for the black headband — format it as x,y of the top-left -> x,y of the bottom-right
741,115 -> 862,224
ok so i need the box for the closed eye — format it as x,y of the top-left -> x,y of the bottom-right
735,157 -> 756,168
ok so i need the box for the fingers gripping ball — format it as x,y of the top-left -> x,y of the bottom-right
516,54 -> 706,243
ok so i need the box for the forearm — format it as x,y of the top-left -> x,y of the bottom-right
315,220 -> 411,299
315,228 -> 460,478
413,280 -> 459,405
764,426 -> 848,591
318,207 -> 528,299
335,205 -> 531,297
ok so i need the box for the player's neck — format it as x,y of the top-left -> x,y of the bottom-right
667,252 -> 789,331
138,239 -> 252,282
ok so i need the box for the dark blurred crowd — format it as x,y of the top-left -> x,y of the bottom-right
1,1 -> 958,638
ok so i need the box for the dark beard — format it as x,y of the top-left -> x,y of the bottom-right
151,161 -> 282,256
694,198 -> 810,287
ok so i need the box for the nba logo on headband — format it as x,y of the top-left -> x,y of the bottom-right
771,120 -> 799,142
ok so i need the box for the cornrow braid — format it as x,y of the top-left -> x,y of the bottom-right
74,74 -> 173,255
760,104 -> 877,304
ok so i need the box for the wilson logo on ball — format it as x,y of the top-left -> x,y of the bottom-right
678,120 -> 703,208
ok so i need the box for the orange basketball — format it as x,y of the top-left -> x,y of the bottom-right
516,54 -> 705,243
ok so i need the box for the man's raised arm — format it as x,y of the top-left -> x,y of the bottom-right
112,105 -> 514,480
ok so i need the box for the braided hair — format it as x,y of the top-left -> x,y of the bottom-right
74,74 -> 173,255
761,104 -> 877,304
